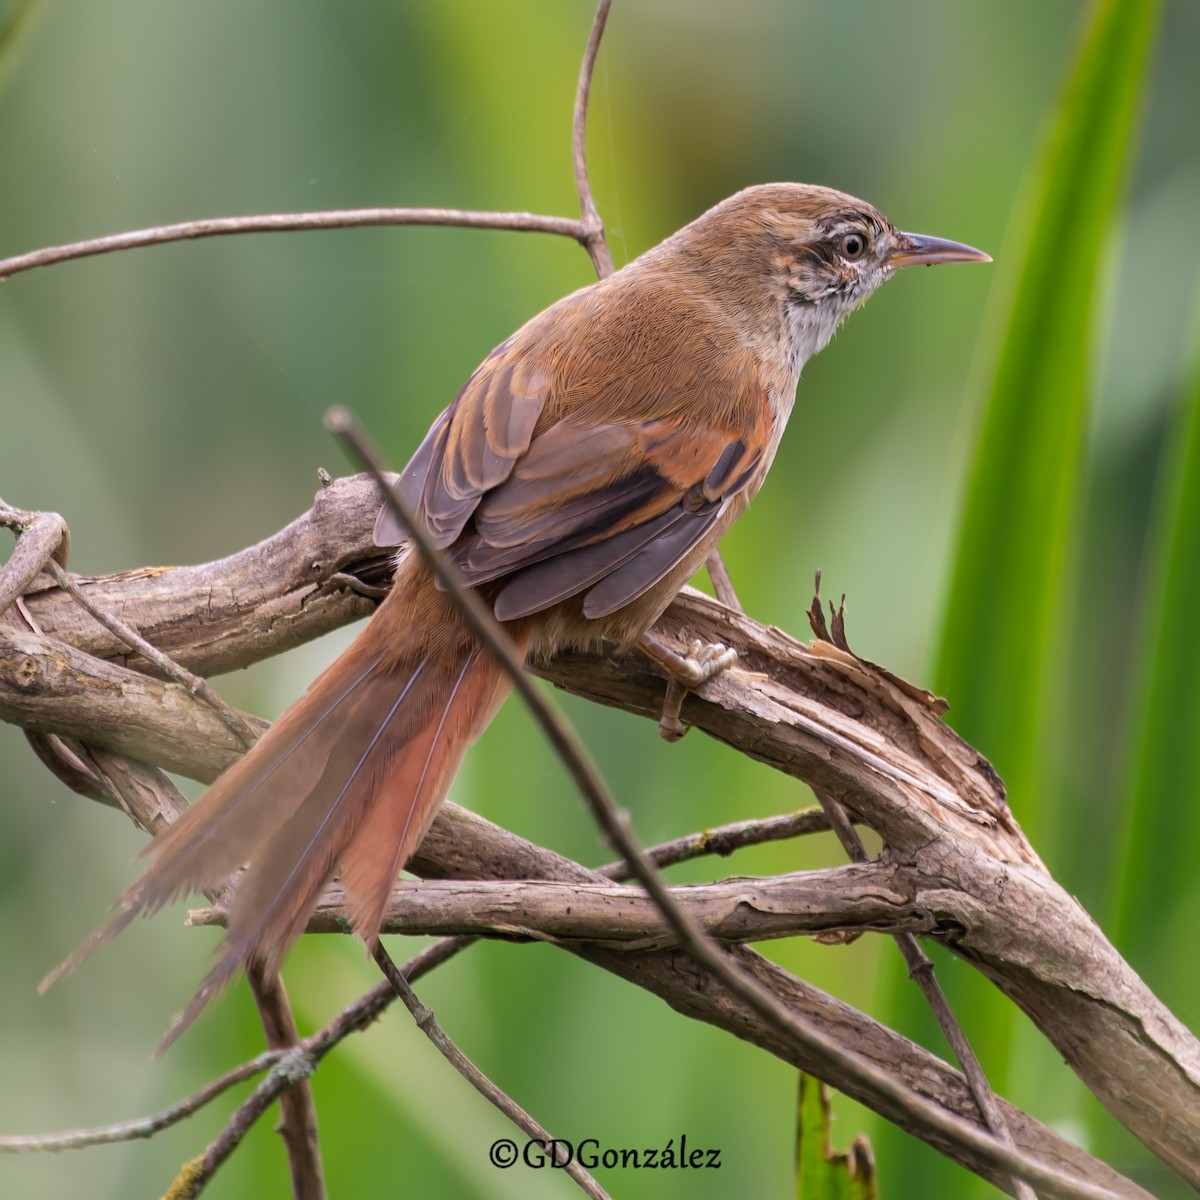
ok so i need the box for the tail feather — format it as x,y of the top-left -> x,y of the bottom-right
138,647 -> 388,904
220,656 -> 434,978
39,645 -> 388,995
338,639 -> 519,941
155,659 -> 435,1054
44,578 -> 525,1050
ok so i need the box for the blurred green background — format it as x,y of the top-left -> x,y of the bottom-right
2,1 -> 1198,1197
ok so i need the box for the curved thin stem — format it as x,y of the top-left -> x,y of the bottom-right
0,208 -> 586,282
0,1053 -> 280,1153
180,937 -> 469,1196
571,0 -> 615,278
599,805 -> 834,878
373,944 -> 610,1200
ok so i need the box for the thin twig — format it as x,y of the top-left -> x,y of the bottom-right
599,805 -> 834,879
571,0 -> 615,278
0,1052 -> 281,1152
372,944 -> 610,1200
813,788 -> 1037,1200
0,208 -> 587,282
0,5 -> 612,290
179,937 -> 468,1198
325,408 -> 1121,1200
44,559 -> 257,750
246,966 -> 326,1200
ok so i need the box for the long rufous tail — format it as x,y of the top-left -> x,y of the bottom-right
42,568 -> 523,1049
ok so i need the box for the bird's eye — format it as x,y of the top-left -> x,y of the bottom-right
840,231 -> 867,260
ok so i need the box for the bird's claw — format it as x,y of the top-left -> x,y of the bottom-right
674,639 -> 738,686
636,632 -> 738,742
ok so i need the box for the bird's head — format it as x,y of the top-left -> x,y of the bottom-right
665,182 -> 990,367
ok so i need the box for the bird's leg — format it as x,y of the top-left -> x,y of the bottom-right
704,550 -> 743,612
636,630 -> 737,742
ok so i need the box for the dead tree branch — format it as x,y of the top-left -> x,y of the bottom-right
190,862 -> 937,944
3,478 -> 1194,1195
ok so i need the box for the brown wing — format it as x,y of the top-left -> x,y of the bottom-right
373,336 -> 551,549
376,296 -> 773,621
465,407 -> 768,619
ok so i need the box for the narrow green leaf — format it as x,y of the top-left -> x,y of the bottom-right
0,0 -> 46,95
1111,297 -> 1200,998
876,0 -> 1163,1194
796,1075 -> 877,1200
937,0 -> 1161,821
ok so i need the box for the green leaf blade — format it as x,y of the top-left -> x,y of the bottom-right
1111,306 -> 1200,995
936,0 -> 1163,816
876,0 -> 1164,1194
796,1075 -> 877,1200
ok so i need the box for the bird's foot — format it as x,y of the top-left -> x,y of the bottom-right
670,638 -> 739,686
637,632 -> 737,742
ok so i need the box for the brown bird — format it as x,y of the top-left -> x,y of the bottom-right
46,183 -> 988,1043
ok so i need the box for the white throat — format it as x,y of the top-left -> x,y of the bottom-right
784,297 -> 850,379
